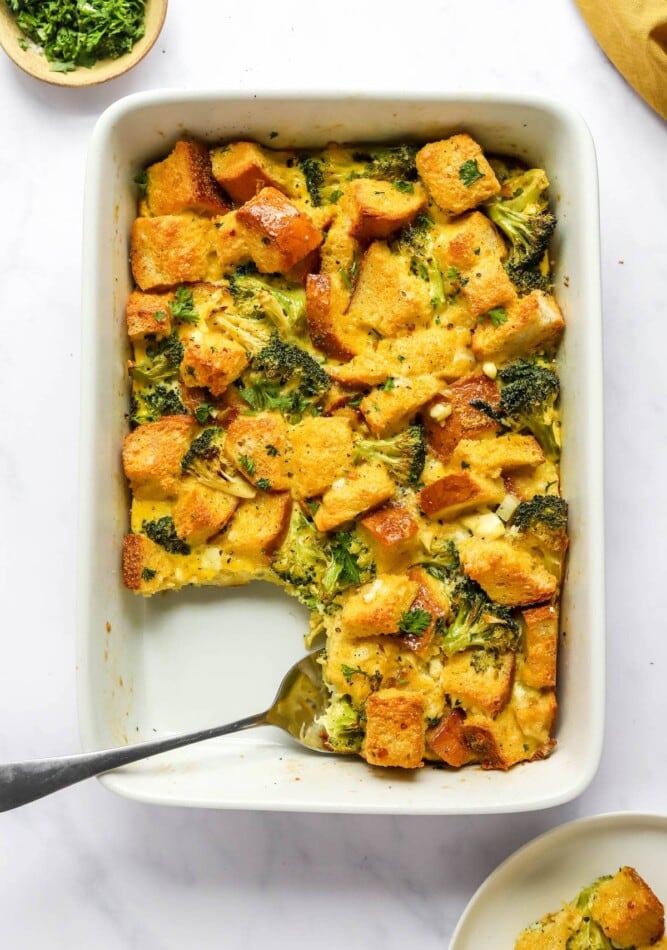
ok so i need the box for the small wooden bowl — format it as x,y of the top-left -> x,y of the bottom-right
0,0 -> 167,86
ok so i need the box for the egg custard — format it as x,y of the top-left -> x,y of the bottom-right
122,133 -> 567,770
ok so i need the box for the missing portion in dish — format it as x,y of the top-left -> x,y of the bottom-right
515,867 -> 666,949
121,133 -> 567,771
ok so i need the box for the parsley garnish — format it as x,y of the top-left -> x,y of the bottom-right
393,180 -> 414,193
382,377 -> 395,391
194,403 -> 215,424
329,189 -> 344,204
153,310 -> 166,324
265,444 -> 279,456
169,286 -> 198,325
141,567 -> 156,581
339,254 -> 359,291
256,477 -> 271,491
341,665 -> 383,691
238,454 -> 256,476
459,159 -> 484,187
142,517 -> 190,556
480,307 -> 508,326
397,608 -> 432,636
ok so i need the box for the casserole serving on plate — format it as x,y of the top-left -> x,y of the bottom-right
78,91 -> 603,813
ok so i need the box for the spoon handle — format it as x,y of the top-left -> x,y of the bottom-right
0,711 -> 268,811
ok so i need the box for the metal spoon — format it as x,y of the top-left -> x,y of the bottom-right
0,649 -> 331,812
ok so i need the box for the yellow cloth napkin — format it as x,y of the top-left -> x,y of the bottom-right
575,0 -> 667,119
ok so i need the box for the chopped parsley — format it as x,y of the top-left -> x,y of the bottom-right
393,180 -> 414,193
141,567 -> 156,581
459,159 -> 484,187
339,255 -> 359,291
265,444 -> 279,456
142,517 -> 190,556
169,286 -> 198,325
382,377 -> 395,391
480,306 -> 508,326
238,454 -> 256,476
194,402 -> 215,424
256,477 -> 271,491
329,189 -> 344,204
397,608 -> 432,636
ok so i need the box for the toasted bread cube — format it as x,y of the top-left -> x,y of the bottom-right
419,471 -> 505,520
305,273 -> 357,360
223,492 -> 293,559
180,335 -> 248,396
442,210 -> 506,269
591,868 -> 665,948
363,688 -> 425,768
515,905 -> 584,950
402,566 -> 450,653
314,462 -> 395,532
172,479 -> 239,546
145,140 -> 229,217
122,533 -> 173,592
122,416 -> 196,500
130,216 -> 222,291
473,290 -> 565,363
126,290 -> 174,340
520,603 -> 558,689
422,372 -> 500,462
416,134 -> 500,215
443,650 -> 515,718
451,434 -> 545,476
513,685 -> 558,744
462,703 -> 552,770
330,325 -> 475,386
287,416 -> 354,499
426,708 -> 477,767
360,505 -> 418,547
235,187 -> 323,273
223,412 -> 291,492
361,374 -> 442,437
210,142 -> 290,204
459,537 -> 558,606
347,179 -> 427,240
461,257 -> 517,317
341,573 -> 420,638
348,242 -> 433,337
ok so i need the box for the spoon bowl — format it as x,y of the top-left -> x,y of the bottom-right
0,648 -> 332,811
0,0 -> 167,86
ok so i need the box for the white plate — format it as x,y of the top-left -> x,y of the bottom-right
450,812 -> 667,948
78,91 -> 604,812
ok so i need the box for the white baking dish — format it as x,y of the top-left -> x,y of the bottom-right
78,91 -> 604,813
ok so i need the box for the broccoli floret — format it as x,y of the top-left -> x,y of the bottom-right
297,154 -> 326,206
471,359 -> 561,459
353,423 -> 426,486
485,167 -> 557,289
181,427 -> 256,498
229,268 -> 306,342
351,144 -> 418,182
130,331 -> 183,384
130,383 -> 186,427
565,919 -> 612,950
239,335 -> 331,422
142,516 -> 190,555
512,495 -> 568,551
318,696 -> 365,753
391,212 -> 449,310
417,538 -> 520,657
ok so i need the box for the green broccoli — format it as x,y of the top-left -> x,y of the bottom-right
318,696 -> 365,753
238,335 -> 331,422
130,383 -> 186,427
565,919 -> 612,950
353,423 -> 426,486
142,516 -> 190,555
511,494 -> 568,571
471,359 -> 561,459
130,331 -> 183,384
297,154 -> 326,205
351,144 -> 419,182
181,428 -> 256,498
391,212 -> 449,310
229,267 -> 306,342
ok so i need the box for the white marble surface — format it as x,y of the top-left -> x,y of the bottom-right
0,1 -> 665,946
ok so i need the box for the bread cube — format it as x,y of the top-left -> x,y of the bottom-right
346,178 -> 427,240
360,505 -> 418,547
224,412 -> 291,492
416,134 -> 500,215
314,462 -> 395,532
520,603 -> 558,689
131,215 -> 222,291
513,686 -> 557,744
235,187 -> 323,273
426,708 -> 477,767
461,257 -> 517,317
172,479 -> 239,546
450,434 -> 545,476
305,273 -> 357,360
223,492 -> 293,559
402,566 -> 450,653
287,416 -> 354,499
422,372 -> 500,462
363,688 -> 425,768
442,210 -> 506,270
459,537 -> 558,606
145,140 -> 229,217
180,335 -> 248,396
122,416 -> 196,499
348,242 -> 433,337
122,533 -> 173,592
360,374 -> 442,437
330,325 -> 475,386
126,290 -> 174,340
590,868 -> 665,949
473,290 -> 565,363
341,573 -> 419,638
210,141 -> 291,204
515,906 -> 584,950
419,471 -> 505,520
442,650 -> 515,718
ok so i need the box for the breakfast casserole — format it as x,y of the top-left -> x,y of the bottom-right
516,867 -> 666,949
122,132 -> 567,771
